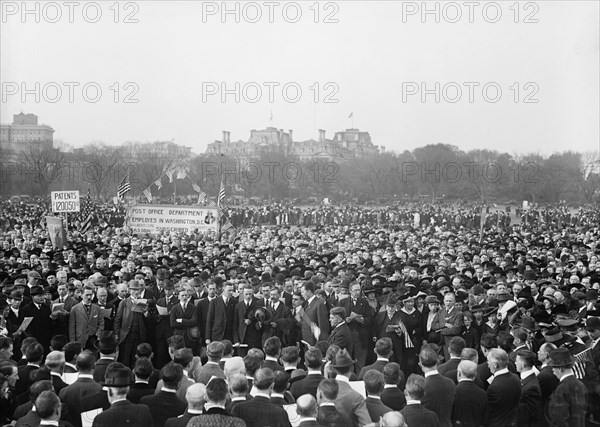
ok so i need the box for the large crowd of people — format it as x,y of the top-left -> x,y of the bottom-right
0,198 -> 599,427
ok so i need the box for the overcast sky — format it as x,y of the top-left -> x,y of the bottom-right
1,1 -> 598,156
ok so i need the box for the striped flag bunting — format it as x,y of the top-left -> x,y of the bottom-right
117,175 -> 131,199
154,178 -> 163,190
165,170 -> 174,183
143,188 -> 152,202
177,169 -> 187,180
80,189 -> 94,233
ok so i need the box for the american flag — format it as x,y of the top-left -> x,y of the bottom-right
217,177 -> 225,210
117,175 -> 131,199
79,189 -> 94,233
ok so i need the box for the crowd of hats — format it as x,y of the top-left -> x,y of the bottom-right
1,202 -> 599,315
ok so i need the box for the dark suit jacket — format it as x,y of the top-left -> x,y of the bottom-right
422,373 -> 455,427
231,395 -> 292,427
140,390 -> 187,427
452,380 -> 488,427
59,377 -> 103,427
170,301 -> 198,336
262,358 -> 285,372
233,300 -> 262,347
69,302 -> 104,346
381,385 -> 406,411
487,371 -> 521,427
127,382 -> 155,404
518,373 -> 542,427
187,407 -> 247,427
155,296 -> 178,341
165,411 -> 201,427
196,362 -> 227,385
93,358 -> 116,383
290,372 -> 324,399
327,323 -> 353,353
92,399 -> 154,427
113,298 -> 147,343
365,396 -> 392,423
317,404 -> 352,427
301,297 -> 329,345
438,358 -> 461,376
15,409 -> 40,427
15,363 -> 39,396
262,301 -> 292,344
339,297 -> 374,344
336,380 -> 372,427
80,389 -> 110,412
358,359 -> 389,380
51,372 -> 69,394
400,403 -> 439,427
205,296 -> 237,342
20,301 -> 53,350
537,365 -> 559,407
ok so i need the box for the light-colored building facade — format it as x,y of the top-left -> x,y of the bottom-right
205,127 -> 382,161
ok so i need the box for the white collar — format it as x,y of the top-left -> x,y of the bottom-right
458,378 -> 474,383
205,403 -> 226,410
265,356 -> 279,362
336,374 -> 350,383
64,362 -> 77,370
111,397 -> 128,404
187,409 -> 203,414
383,384 -> 397,389
376,357 -> 389,362
307,370 -> 322,375
368,395 -> 381,400
78,374 -> 94,379
424,370 -> 439,377
39,421 -> 59,426
27,363 -> 41,368
161,387 -> 177,393
135,380 -> 149,384
299,417 -> 318,423
560,372 -> 574,382
494,368 -> 509,378
406,399 -> 421,405
50,371 -> 62,377
308,295 -> 316,305
231,396 -> 246,401
319,402 -> 336,407
271,393 -> 285,398
521,369 -> 536,380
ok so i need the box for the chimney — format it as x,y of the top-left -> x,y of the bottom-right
319,129 -> 326,142
222,131 -> 228,143
288,130 -> 293,142
227,131 -> 231,143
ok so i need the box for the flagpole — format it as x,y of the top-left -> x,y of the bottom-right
174,179 -> 177,205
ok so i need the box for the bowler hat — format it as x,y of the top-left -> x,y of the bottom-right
547,348 -> 576,368
128,280 -> 143,290
95,276 -> 108,287
518,316 -> 540,331
330,349 -> 356,369
101,366 -> 135,387
497,293 -> 511,303
95,334 -> 118,352
482,306 -> 498,319
30,285 -> 45,296
385,293 -> 398,306
9,289 -> 23,300
156,268 -> 169,280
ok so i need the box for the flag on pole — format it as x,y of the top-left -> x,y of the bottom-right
348,112 -> 353,119
165,170 -> 174,183
197,191 -> 207,205
117,175 -> 131,200
79,189 -> 94,233
177,168 -> 186,180
207,201 -> 216,208
143,187 -> 152,202
154,178 -> 163,190
217,177 -> 225,210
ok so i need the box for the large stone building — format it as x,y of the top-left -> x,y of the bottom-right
121,140 -> 193,159
205,127 -> 382,161
0,113 -> 55,159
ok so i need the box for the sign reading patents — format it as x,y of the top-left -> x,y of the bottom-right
126,205 -> 218,235
51,191 -> 80,213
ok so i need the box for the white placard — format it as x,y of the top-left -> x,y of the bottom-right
126,205 -> 218,235
51,191 -> 80,212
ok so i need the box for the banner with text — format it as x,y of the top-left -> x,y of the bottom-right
51,191 -> 80,213
126,205 -> 218,235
